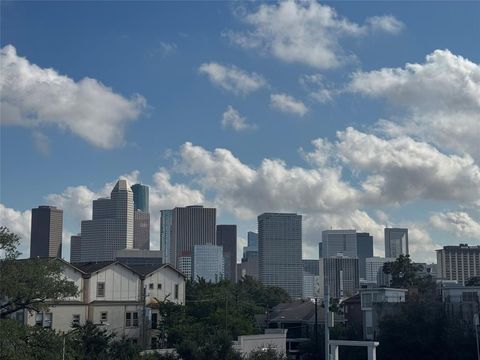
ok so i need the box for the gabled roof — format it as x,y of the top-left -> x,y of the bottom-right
72,261 -> 117,274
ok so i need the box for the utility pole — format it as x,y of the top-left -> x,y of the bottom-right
474,313 -> 480,360
314,297 -> 318,353
225,292 -> 228,337
324,283 -> 330,360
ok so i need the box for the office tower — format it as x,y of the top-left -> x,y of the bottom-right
437,244 -> 480,285
80,180 -> 134,262
321,230 -> 357,258
302,259 -> 320,276
258,213 -> 302,299
365,257 -> 396,285
115,248 -> 162,266
178,255 -> 192,279
319,257 -> 359,299
133,210 -> 150,250
318,242 -> 322,258
217,225 -> 237,282
30,205 -> 63,258
385,228 -> 409,258
303,272 -> 320,299
356,232 -> 373,280
70,235 -> 81,263
192,244 -> 224,283
131,183 -> 149,213
131,184 -> 150,250
243,231 -> 258,260
170,205 -> 216,267
238,254 -> 259,281
160,209 -> 173,263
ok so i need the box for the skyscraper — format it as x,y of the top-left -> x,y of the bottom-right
243,231 -> 258,260
365,257 -> 396,285
131,184 -> 150,250
70,235 -> 81,263
79,180 -> 134,262
160,209 -> 173,263
30,205 -> 63,258
170,205 -> 216,267
258,213 -> 302,299
321,230 -> 357,258
217,224 -> 237,282
436,244 -> 480,285
319,257 -> 359,299
356,232 -> 373,280
385,228 -> 408,258
192,244 -> 224,283
131,183 -> 149,213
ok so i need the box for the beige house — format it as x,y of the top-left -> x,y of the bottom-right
26,259 -> 186,348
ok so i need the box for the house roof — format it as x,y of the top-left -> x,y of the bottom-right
269,300 -> 327,323
72,261 -> 117,274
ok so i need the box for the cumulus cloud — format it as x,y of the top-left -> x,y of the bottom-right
299,74 -> 335,104
348,49 -> 480,159
198,62 -> 266,95
0,204 -> 31,257
226,1 -> 403,69
221,106 -> 256,131
430,211 -> 480,239
0,45 -> 146,149
270,93 -> 308,116
333,127 -> 480,205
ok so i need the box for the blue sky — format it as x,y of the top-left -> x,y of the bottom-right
1,1 -> 479,262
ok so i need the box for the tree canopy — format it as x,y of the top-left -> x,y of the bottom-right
0,226 -> 78,318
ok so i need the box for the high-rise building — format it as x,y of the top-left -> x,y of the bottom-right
160,209 -> 173,263
321,230 -> 357,258
243,231 -> 258,260
365,257 -> 396,286
131,184 -> 149,213
302,259 -> 320,276
437,244 -> 480,285
79,180 -> 134,262
131,184 -> 150,250
70,235 -> 82,263
30,205 -> 63,258
178,255 -> 192,279
303,272 -> 320,299
217,225 -> 237,282
385,228 -> 408,258
356,233 -> 373,280
238,254 -> 259,281
133,210 -> 150,250
170,206 -> 216,267
319,257 -> 359,299
192,244 -> 224,283
258,213 -> 302,299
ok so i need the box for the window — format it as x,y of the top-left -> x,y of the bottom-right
72,314 -> 80,326
35,313 -> 43,326
43,313 -> 52,328
174,284 -> 179,299
149,283 -> 154,290
151,313 -> 158,329
157,283 -> 162,290
125,312 -> 139,327
97,282 -> 105,297
100,312 -> 108,324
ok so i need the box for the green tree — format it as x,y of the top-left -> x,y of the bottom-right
382,254 -> 423,288
244,348 -> 287,360
0,227 -> 78,318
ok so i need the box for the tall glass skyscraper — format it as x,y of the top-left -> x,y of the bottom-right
258,213 -> 302,299
217,224 -> 237,282
131,183 -> 149,213
160,209 -> 173,263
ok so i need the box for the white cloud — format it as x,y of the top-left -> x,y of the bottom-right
430,211 -> 480,239
221,106 -> 256,131
348,49 -> 480,159
0,204 -> 31,257
198,62 -> 266,95
32,131 -> 51,155
0,45 -> 146,149
227,1 -> 403,69
366,15 -> 404,34
270,93 -> 308,116
331,127 -> 480,205
299,74 -> 335,103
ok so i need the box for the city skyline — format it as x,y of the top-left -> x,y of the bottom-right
1,1 -> 479,264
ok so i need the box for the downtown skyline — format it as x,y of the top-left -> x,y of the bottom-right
1,1 -> 479,263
